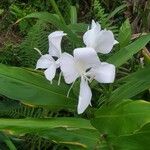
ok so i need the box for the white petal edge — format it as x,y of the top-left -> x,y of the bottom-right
48,31 -> 66,58
95,30 -> 115,54
83,22 -> 101,48
59,52 -> 79,84
91,20 -> 101,31
89,62 -> 116,83
44,63 -> 56,81
36,54 -> 54,69
77,77 -> 92,114
114,40 -> 119,45
73,47 -> 100,69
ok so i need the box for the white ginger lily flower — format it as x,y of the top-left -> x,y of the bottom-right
87,62 -> 115,83
83,20 -> 118,54
36,54 -> 59,82
59,47 -> 115,114
48,31 -> 66,58
36,31 -> 66,82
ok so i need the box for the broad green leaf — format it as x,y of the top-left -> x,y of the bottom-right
107,34 -> 150,67
118,19 -> 132,48
109,67 -> 150,104
18,12 -> 82,45
0,64 -> 76,110
0,117 -> 99,150
91,100 -> 150,137
111,123 -> 150,150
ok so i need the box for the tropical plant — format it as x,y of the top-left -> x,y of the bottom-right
0,0 -> 150,149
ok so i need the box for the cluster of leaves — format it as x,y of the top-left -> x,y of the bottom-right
0,0 -> 150,150
92,0 -> 127,35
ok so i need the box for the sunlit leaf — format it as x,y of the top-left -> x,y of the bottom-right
0,117 -> 99,150
91,100 -> 150,136
108,34 -> 150,67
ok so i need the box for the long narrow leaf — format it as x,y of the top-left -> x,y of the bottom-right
107,34 -> 150,67
107,4 -> 127,19
0,118 -> 99,150
70,6 -> 77,24
109,67 -> 150,104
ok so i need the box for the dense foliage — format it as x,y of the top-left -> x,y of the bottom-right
0,0 -> 150,150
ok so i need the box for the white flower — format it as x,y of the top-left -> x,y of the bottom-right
36,54 -> 59,81
83,20 -> 118,54
88,62 -> 116,83
36,31 -> 66,82
48,31 -> 67,58
35,27 -> 116,114
59,47 -> 115,114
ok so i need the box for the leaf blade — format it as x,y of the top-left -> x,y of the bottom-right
108,34 -> 150,67
0,64 -> 76,110
0,118 -> 99,150
109,67 -> 150,104
91,100 -> 150,137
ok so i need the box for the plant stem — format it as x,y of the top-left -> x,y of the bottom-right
49,0 -> 66,24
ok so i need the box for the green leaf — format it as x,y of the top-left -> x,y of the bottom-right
0,118 -> 99,150
109,67 -> 150,104
0,64 -> 76,110
18,12 -> 82,46
111,123 -> 150,150
68,23 -> 88,33
107,34 -> 150,67
70,6 -> 77,24
49,0 -> 66,24
118,19 -> 132,48
91,100 -> 150,137
107,4 -> 127,19
0,132 -> 17,150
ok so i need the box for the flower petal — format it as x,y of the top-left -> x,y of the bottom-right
91,20 -> 101,31
83,22 -> 101,48
89,62 -> 116,83
59,53 -> 79,84
95,30 -> 115,54
73,47 -> 100,69
77,77 -> 92,114
114,40 -> 119,45
36,54 -> 54,69
48,31 -> 66,58
44,63 -> 56,81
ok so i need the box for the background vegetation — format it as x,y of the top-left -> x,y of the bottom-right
0,0 -> 150,149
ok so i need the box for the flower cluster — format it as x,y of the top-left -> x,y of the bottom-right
36,20 -> 118,114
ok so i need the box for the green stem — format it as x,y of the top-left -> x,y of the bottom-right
50,0 -> 66,24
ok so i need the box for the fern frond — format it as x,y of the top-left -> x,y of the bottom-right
18,20 -> 50,67
20,134 -> 70,150
0,97 -> 46,118
0,96 -> 75,118
56,0 -> 72,24
93,0 -> 119,34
